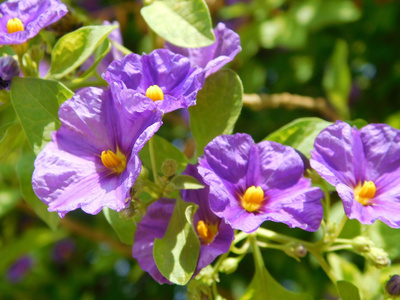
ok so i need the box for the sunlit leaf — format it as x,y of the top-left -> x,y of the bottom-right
189,69 -> 243,156
337,281 -> 361,300
170,175 -> 204,190
10,77 -> 73,155
47,24 -> 117,79
141,0 -> 215,48
153,197 -> 200,285
265,117 -> 332,158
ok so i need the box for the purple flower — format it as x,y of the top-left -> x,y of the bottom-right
7,256 -> 34,283
103,49 -> 205,113
0,0 -> 68,45
310,121 -> 400,227
0,56 -> 19,90
198,133 -> 324,233
52,239 -> 76,263
165,23 -> 241,78
32,84 -> 163,217
132,165 -> 234,284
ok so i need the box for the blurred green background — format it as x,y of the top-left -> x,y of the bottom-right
1,0 -> 399,299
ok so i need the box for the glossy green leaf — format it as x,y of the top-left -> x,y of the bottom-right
16,151 -> 60,230
153,197 -> 200,285
0,228 -> 67,273
265,117 -> 332,158
103,207 -> 136,245
189,69 -> 243,156
323,39 -> 351,119
241,238 -> 311,300
10,77 -> 74,155
139,135 -> 188,175
170,175 -> 204,190
140,0 -> 215,48
47,24 -> 117,79
0,190 -> 19,218
337,281 -> 361,300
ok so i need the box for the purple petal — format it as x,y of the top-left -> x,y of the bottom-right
165,22 -> 241,77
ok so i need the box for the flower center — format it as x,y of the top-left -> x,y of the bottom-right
196,220 -> 218,245
354,181 -> 376,206
101,149 -> 126,174
241,186 -> 264,213
7,18 -> 24,34
145,85 -> 164,102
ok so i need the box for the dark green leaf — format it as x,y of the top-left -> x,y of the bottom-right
16,151 -> 60,230
141,0 -> 215,48
47,24 -> 117,79
153,198 -> 200,285
103,207 -> 136,245
265,117 -> 332,158
10,77 -> 73,155
170,175 -> 204,190
139,135 -> 188,176
337,280 -> 361,300
189,69 -> 243,156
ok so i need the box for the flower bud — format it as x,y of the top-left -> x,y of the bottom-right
161,159 -> 178,177
284,242 -> 307,261
351,236 -> 374,253
386,275 -> 400,296
365,247 -> 391,268
0,56 -> 19,91
219,257 -> 241,274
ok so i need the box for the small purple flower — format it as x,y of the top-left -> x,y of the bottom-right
52,239 -> 76,263
32,84 -> 163,217
0,56 -> 19,90
198,133 -> 324,233
7,256 -> 34,283
103,49 -> 205,113
0,0 -> 68,45
132,165 -> 234,284
165,23 -> 241,78
311,121 -> 400,227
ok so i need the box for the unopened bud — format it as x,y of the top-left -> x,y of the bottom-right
365,247 -> 391,268
161,159 -> 178,177
220,257 -> 241,274
351,236 -> 374,253
386,275 -> 400,296
0,56 -> 19,91
284,242 -> 307,261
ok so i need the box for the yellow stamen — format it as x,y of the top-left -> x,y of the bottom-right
7,18 -> 24,34
197,220 -> 218,244
101,149 -> 126,174
241,186 -> 264,213
354,181 -> 376,206
145,85 -> 164,102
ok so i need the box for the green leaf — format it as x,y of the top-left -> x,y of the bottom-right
241,238 -> 311,300
16,151 -> 60,230
189,69 -> 243,156
323,39 -> 351,119
77,38 -> 111,80
141,0 -> 215,48
103,207 -> 136,245
367,220 -> 400,260
47,24 -> 117,79
153,198 -> 200,285
0,228 -> 67,273
265,117 -> 332,158
347,118 -> 368,129
0,190 -> 19,218
139,135 -> 188,175
10,77 -> 74,155
170,175 -> 204,190
327,253 -> 362,284
337,281 -> 361,300
0,104 -> 17,142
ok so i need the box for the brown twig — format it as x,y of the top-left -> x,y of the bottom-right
242,93 -> 340,121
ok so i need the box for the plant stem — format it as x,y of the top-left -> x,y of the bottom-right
308,248 -> 337,283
